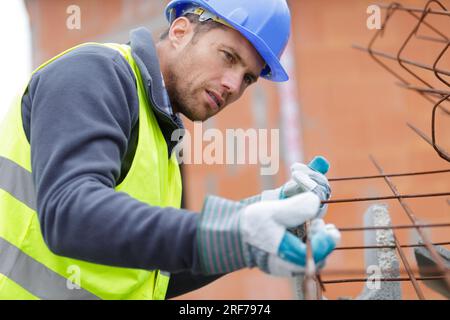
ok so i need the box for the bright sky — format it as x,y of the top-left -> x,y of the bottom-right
0,0 -> 31,122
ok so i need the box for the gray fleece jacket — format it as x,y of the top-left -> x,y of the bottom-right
21,27 -> 223,298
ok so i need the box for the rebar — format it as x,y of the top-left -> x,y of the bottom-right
397,83 -> 450,97
322,192 -> 450,204
338,223 -> 450,232
303,221 -> 323,300
377,3 -> 450,16
431,95 -> 450,161
335,241 -> 450,250
370,155 -> 450,290
407,122 -> 450,160
352,45 -> 450,77
329,168 -> 450,182
321,266 -> 448,276
323,276 -> 444,285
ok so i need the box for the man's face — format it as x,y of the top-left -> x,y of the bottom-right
164,20 -> 265,121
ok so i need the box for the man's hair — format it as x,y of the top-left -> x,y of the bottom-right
159,13 -> 225,43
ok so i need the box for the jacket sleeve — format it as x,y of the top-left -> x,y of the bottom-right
24,45 -> 203,273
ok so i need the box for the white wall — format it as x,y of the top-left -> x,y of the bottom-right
0,0 -> 31,122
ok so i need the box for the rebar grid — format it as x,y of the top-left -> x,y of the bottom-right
355,0 -> 450,161
313,162 -> 450,299
305,164 -> 450,299
302,0 -> 450,300
370,155 -> 450,289
310,164 -> 450,299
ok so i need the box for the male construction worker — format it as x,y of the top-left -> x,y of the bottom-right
0,0 -> 340,299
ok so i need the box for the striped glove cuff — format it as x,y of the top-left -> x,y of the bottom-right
197,195 -> 247,274
239,194 -> 262,205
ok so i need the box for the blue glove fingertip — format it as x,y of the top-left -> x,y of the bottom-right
308,156 -> 330,175
279,186 -> 286,200
278,232 -> 307,267
311,231 -> 337,264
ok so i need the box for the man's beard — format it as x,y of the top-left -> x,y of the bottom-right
165,65 -> 209,122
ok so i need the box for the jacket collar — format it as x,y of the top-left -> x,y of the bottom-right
129,27 -> 184,153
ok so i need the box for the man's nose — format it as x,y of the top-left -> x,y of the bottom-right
221,71 -> 242,96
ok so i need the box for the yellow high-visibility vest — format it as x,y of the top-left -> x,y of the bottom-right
0,42 -> 182,300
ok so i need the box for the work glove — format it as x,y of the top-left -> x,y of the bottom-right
240,156 -> 331,219
197,192 -> 341,276
262,156 -> 331,217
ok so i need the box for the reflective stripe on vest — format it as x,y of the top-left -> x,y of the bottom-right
0,156 -> 36,211
0,157 -> 99,299
0,237 -> 99,300
0,42 -> 182,299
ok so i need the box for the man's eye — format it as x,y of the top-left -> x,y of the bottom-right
244,74 -> 254,85
222,51 -> 234,63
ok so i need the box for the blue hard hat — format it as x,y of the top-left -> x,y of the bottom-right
165,0 -> 291,82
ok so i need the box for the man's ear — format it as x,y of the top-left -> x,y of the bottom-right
168,17 -> 195,49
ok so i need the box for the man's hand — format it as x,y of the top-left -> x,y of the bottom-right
282,162 -> 330,198
261,156 -> 331,218
197,192 -> 341,276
